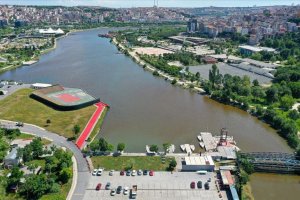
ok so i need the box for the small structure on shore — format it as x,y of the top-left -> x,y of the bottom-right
180,144 -> 195,155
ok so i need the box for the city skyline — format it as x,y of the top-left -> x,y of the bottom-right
0,0 -> 298,8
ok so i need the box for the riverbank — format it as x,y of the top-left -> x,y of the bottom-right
112,38 -> 205,94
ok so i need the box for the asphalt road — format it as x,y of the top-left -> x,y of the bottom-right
0,120 -> 90,200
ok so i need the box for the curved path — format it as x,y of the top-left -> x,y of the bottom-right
0,120 -> 89,200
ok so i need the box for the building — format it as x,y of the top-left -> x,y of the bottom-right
202,56 -> 217,64
220,170 -> 235,188
31,83 -> 52,89
38,28 -> 64,36
182,156 -> 215,171
239,45 -> 276,56
4,148 -> 21,168
187,19 -> 198,33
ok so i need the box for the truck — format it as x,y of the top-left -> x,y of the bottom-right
130,185 -> 137,199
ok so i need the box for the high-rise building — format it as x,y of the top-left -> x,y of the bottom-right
187,19 -> 198,33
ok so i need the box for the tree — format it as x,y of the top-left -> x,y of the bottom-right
288,110 -> 300,120
209,64 -> 221,88
20,174 -> 51,200
171,79 -> 177,85
163,143 -> 171,153
168,159 -> 177,171
98,137 -> 108,152
7,167 -> 23,189
266,87 -> 279,103
252,79 -> 259,87
117,143 -> 125,152
31,137 -> 43,159
59,168 -> 72,184
73,125 -> 80,136
251,86 -> 266,102
107,144 -> 114,152
149,145 -> 159,153
280,95 -> 295,111
46,119 -> 51,124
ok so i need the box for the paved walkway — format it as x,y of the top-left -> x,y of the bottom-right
0,120 -> 90,200
76,102 -> 107,149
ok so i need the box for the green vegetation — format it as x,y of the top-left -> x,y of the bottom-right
117,143 -> 126,152
260,32 -> 300,65
91,156 -> 174,171
0,88 -> 97,138
149,144 -> 159,153
89,137 -> 114,152
167,158 -> 177,171
0,131 -> 73,200
203,64 -> 300,150
236,153 -> 255,199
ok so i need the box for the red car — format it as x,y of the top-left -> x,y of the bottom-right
149,170 -> 154,176
120,170 -> 125,176
96,183 -> 102,191
190,182 -> 195,189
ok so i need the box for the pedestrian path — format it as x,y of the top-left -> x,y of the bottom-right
76,102 -> 107,149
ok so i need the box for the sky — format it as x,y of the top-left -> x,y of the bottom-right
0,0 -> 298,8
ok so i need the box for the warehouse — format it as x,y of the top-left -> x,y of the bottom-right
182,156 -> 215,171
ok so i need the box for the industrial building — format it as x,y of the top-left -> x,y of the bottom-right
182,156 -> 215,171
239,45 -> 276,56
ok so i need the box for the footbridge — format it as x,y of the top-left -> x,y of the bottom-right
240,152 -> 300,174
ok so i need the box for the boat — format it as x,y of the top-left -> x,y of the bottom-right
197,135 -> 202,141
180,144 -> 186,152
199,142 -> 205,148
190,145 -> 195,152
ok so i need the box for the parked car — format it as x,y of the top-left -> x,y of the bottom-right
123,186 -> 129,195
137,169 -> 142,176
143,170 -> 148,175
16,122 -> 24,127
190,181 -> 195,189
208,178 -> 211,182
149,170 -> 154,176
92,169 -> 98,176
109,170 -> 114,176
131,170 -> 137,176
204,182 -> 210,190
197,181 -> 202,189
117,186 -> 123,194
96,168 -> 103,176
120,170 -> 125,176
126,170 -> 131,176
105,182 -> 111,190
96,183 -> 101,191
110,188 -> 116,196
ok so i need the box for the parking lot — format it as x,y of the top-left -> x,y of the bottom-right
83,171 -> 227,200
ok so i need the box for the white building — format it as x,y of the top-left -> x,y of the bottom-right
39,28 -> 64,35
182,156 -> 215,171
31,83 -> 52,89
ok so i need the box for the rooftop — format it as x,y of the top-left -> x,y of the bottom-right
184,156 -> 215,166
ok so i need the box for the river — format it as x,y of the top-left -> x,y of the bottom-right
0,28 -> 299,199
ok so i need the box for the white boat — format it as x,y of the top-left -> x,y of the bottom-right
197,135 -> 202,141
190,145 -> 195,152
199,142 -> 205,148
180,144 -> 186,152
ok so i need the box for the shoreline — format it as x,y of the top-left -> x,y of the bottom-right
0,27 -> 106,74
111,37 -> 299,152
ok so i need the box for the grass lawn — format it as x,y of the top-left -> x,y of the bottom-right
25,159 -> 46,169
0,88 -> 97,138
15,133 -> 52,145
91,156 -> 174,171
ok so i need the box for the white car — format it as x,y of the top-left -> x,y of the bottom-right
123,186 -> 129,195
131,170 -> 137,176
137,169 -> 142,176
109,170 -> 114,176
110,188 -> 116,196
92,169 -> 98,176
96,168 -> 103,176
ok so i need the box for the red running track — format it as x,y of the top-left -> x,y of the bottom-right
76,102 -> 107,149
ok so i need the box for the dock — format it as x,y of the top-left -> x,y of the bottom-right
200,132 -> 218,152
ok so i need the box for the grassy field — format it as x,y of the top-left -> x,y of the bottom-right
91,156 -> 174,171
16,133 -> 52,145
0,88 -> 97,138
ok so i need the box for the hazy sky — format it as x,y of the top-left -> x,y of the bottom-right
0,0 -> 298,8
